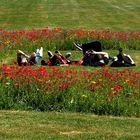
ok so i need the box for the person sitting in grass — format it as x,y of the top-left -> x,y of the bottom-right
17,47 -> 43,66
110,48 -> 136,67
79,50 -> 109,67
41,50 -> 73,66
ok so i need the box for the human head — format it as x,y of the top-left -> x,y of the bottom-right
55,50 -> 61,55
31,52 -> 36,58
118,48 -> 123,53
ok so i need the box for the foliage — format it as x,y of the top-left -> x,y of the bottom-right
0,64 -> 140,117
0,28 -> 140,56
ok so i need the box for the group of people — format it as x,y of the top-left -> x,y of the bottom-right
17,41 -> 136,67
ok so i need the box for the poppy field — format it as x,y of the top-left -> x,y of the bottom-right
0,27 -> 140,53
0,27 -> 140,117
0,27 -> 140,62
0,62 -> 140,116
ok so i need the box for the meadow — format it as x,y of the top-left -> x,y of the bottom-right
0,0 -> 140,139
0,0 -> 140,31
0,28 -> 140,117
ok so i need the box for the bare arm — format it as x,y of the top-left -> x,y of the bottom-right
92,51 -> 109,58
18,50 -> 30,58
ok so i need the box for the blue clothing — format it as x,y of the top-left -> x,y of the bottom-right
35,52 -> 40,64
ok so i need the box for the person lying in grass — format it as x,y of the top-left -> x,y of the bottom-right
74,41 -> 109,67
110,48 -> 136,67
17,47 -> 43,66
41,50 -> 75,66
79,50 -> 109,66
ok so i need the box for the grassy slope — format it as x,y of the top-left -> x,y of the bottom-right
0,0 -> 140,31
0,110 -> 140,140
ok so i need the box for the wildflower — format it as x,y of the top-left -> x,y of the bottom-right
13,61 -> 17,65
113,91 -> 118,96
71,61 -> 76,65
5,82 -> 10,85
91,81 -> 96,84
5,40 -> 10,44
129,81 -> 133,85
81,94 -> 87,98
134,90 -> 138,96
101,65 -> 107,70
67,74 -> 71,78
0,44 -> 4,49
107,93 -> 111,97
91,88 -> 95,92
0,75 -> 2,79
124,79 -> 129,84
98,79 -> 102,82
70,98 -> 74,104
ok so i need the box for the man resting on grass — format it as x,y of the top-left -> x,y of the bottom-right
110,48 -> 136,67
79,50 -> 109,67
74,41 -> 109,67
17,47 -> 43,66
41,50 -> 76,66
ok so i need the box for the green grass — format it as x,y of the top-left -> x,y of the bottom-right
0,110 -> 140,140
0,0 -> 140,31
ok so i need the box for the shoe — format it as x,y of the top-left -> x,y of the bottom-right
112,56 -> 118,62
48,51 -> 53,58
39,47 -> 43,57
73,42 -> 82,51
131,63 -> 136,66
36,47 -> 43,58
36,49 -> 39,54
65,52 -> 71,58
77,43 -> 82,46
